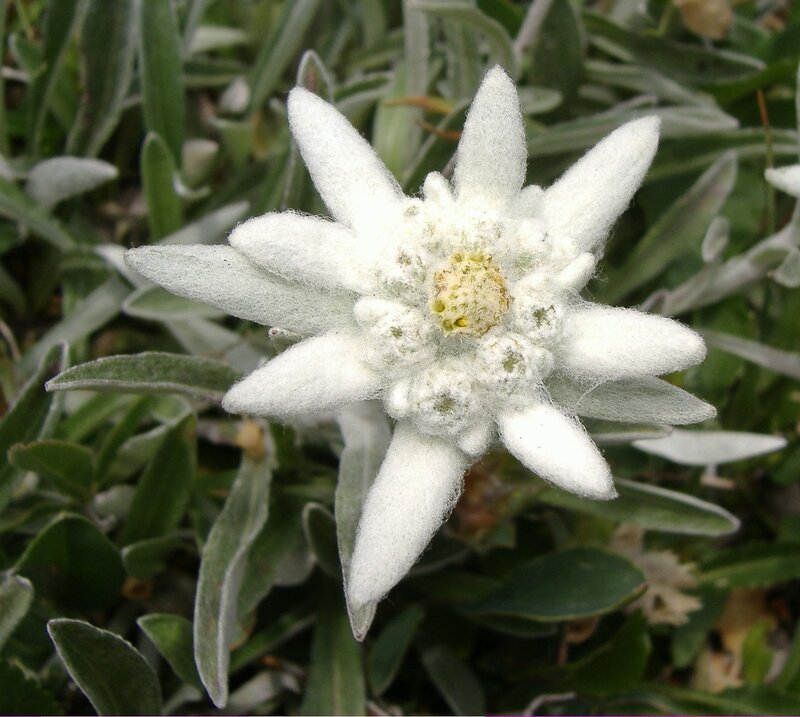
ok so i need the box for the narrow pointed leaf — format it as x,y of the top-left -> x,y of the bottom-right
120,415 -> 195,545
46,352 -> 241,402
139,0 -> 185,160
194,442 -> 273,707
0,575 -> 34,653
538,478 -> 739,536
67,0 -> 138,156
141,132 -> 184,239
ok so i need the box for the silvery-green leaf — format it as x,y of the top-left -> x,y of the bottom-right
67,0 -> 138,157
139,0 -> 184,161
166,318 -> 263,373
0,342 -> 67,510
46,352 -> 241,402
158,200 -> 249,245
413,0 -> 516,77
772,246 -> 800,288
0,575 -> 33,653
48,619 -> 162,715
141,132 -> 183,239
634,428 -> 786,466
248,0 -> 324,111
602,151 -> 737,302
549,376 -> 715,426
194,434 -> 274,708
26,157 -> 117,210
701,216 -> 730,263
538,478 -> 740,536
189,26 -> 248,55
702,329 -> 800,381
123,286 -> 225,320
0,177 -> 75,250
421,644 -> 486,716
28,0 -> 88,152
299,582 -> 365,716
138,613 -> 201,688
336,402 -> 391,641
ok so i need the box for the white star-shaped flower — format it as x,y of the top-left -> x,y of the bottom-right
126,68 -> 711,611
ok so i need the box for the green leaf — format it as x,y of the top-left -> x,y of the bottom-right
248,0 -> 323,111
122,533 -> 186,579
414,0 -> 516,76
67,0 -> 138,157
775,619 -> 800,693
336,403 -> 391,639
46,352 -> 241,402
701,543 -> 800,590
465,547 -> 645,622
0,177 -> 75,250
538,478 -> 740,536
48,618 -> 162,715
237,493 -> 305,617
120,415 -> 195,545
28,0 -> 89,152
420,644 -> 486,716
95,396 -> 153,482
702,329 -> 800,381
139,0 -> 185,161
123,285 -> 224,320
650,685 -> 800,716
671,587 -> 726,669
0,575 -> 33,653
0,660 -> 63,716
368,606 -> 424,695
302,503 -> 340,578
16,513 -> 125,610
9,439 -> 94,502
566,615 -> 651,696
22,278 -> 129,375
300,581 -> 366,716
194,445 -> 273,707
0,342 -> 67,512
138,613 -> 201,688
583,12 -> 763,86
528,0 -> 584,101
157,200 -> 249,245
602,151 -> 738,302
141,131 -> 184,239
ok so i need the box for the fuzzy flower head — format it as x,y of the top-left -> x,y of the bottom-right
126,68 -> 711,613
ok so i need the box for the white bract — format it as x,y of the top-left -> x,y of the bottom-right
126,68 -> 712,612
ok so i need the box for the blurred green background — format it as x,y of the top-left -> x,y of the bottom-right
1,0 -> 800,714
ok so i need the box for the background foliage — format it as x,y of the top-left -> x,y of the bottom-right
1,0 -> 800,714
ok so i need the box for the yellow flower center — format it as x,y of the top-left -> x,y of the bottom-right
430,252 -> 511,336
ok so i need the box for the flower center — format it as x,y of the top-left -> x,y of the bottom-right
430,252 -> 511,336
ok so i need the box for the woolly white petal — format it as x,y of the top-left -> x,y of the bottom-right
558,305 -> 706,382
287,88 -> 404,234
453,66 -> 527,210
540,117 -> 660,251
222,334 -> 384,420
348,421 -> 470,608
765,165 -> 800,198
229,212 -> 370,293
125,245 -> 356,336
498,403 -> 615,499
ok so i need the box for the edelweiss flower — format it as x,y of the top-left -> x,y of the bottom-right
126,68 -> 711,611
